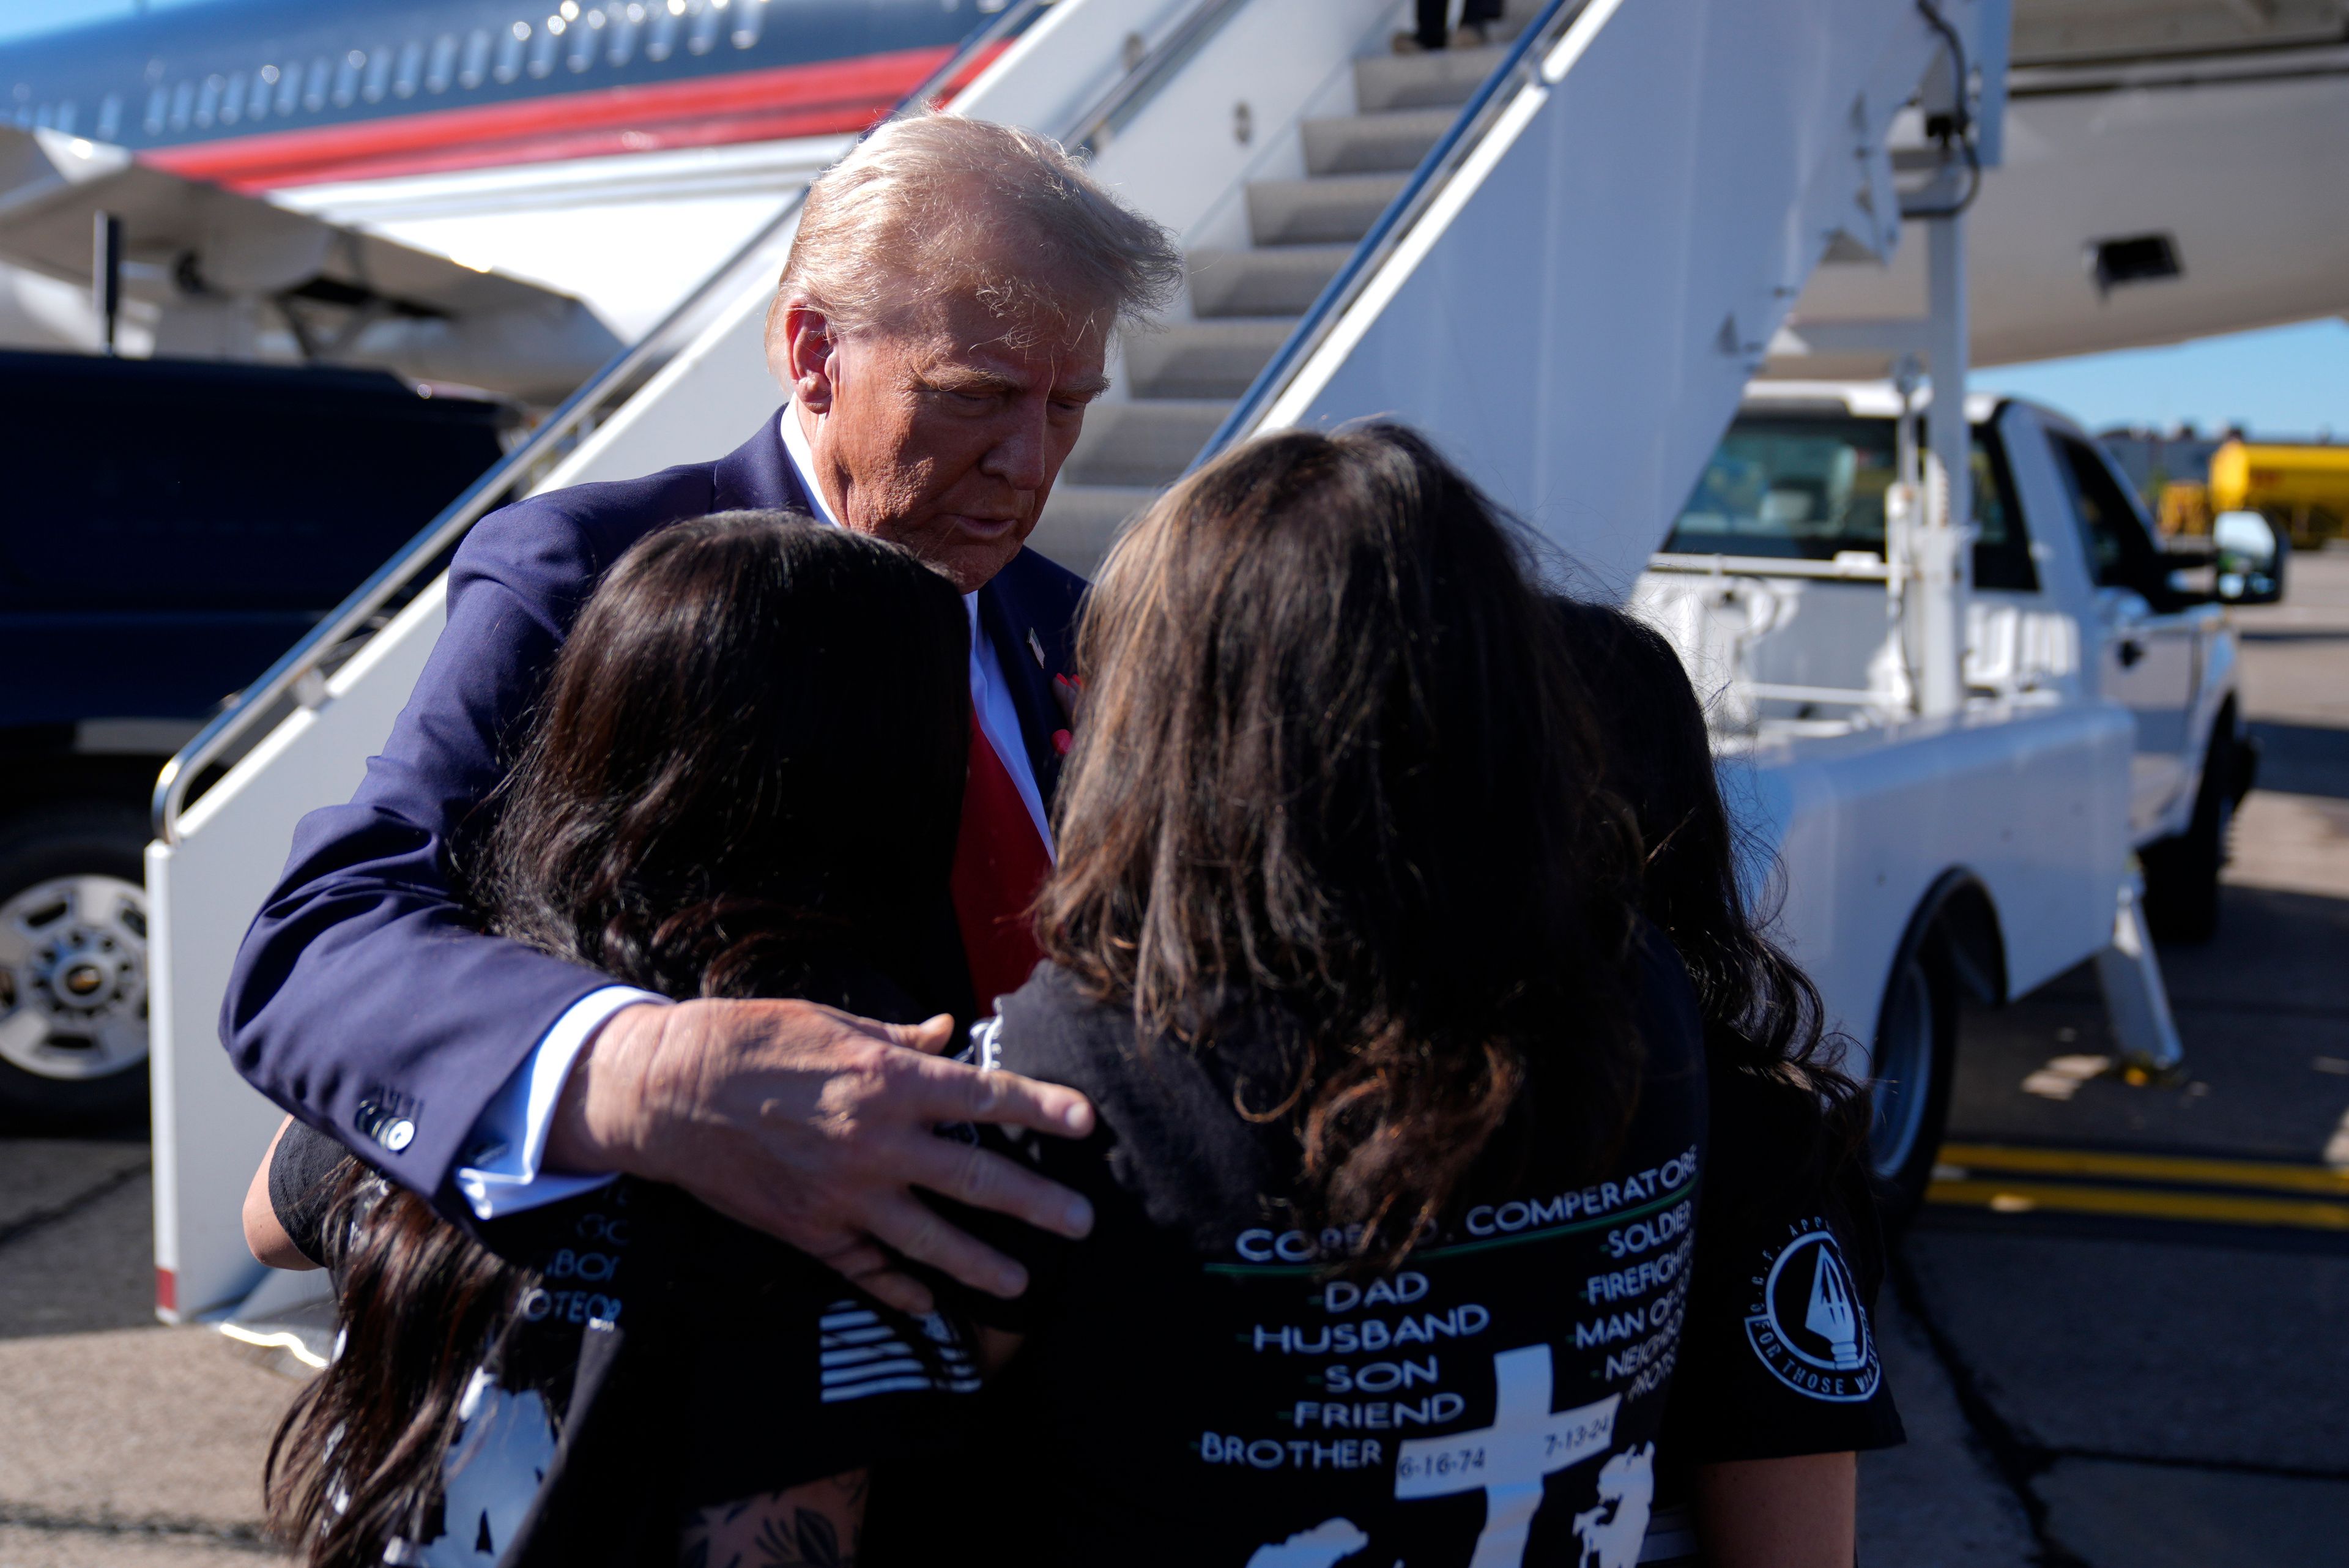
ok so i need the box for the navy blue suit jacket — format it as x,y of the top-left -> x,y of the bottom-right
221,414 -> 1088,1216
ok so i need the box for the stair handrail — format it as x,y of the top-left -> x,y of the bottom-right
152,0 -> 1058,844
1193,0 -> 1595,471
1064,0 -> 1256,155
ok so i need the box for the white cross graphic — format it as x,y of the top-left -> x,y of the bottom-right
1392,1346 -> 1621,1568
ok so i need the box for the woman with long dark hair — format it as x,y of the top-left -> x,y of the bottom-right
253,510 -> 989,1568
859,424 -> 1701,1565
1550,598 -> 1902,1565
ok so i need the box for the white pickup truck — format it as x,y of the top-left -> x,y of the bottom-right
1633,381 -> 2255,1211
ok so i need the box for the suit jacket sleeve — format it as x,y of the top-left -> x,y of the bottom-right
220,469 -> 711,1217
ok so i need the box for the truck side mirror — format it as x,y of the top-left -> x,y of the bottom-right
2095,584 -> 2155,626
2213,510 -> 2286,606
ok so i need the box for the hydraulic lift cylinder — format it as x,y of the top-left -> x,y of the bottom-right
1918,210 -> 1970,718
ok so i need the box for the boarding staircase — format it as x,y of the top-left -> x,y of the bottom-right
147,0 -> 2006,1321
1041,31 -> 1534,567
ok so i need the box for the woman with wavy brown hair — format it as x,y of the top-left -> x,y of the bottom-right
869,423 -> 1707,1566
870,424 -> 1902,1567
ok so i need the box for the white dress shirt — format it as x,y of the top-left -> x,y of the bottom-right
455,409 -> 1052,1218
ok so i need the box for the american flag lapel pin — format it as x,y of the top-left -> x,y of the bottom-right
1026,628 -> 1048,671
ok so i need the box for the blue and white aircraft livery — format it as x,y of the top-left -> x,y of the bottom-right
1,0 -> 993,190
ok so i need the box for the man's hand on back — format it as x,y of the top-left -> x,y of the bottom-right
548,999 -> 1097,1316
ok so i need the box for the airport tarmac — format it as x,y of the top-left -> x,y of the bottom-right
6,557 -> 2349,1566
1860,549 -> 2349,1567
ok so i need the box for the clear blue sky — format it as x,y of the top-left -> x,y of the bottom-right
1974,316 -> 2349,441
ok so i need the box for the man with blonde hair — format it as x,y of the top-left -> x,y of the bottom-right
226,113 -> 1182,1315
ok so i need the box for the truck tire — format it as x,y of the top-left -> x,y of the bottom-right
0,804 -> 152,1127
1868,927 -> 1959,1227
2142,722 -> 2235,945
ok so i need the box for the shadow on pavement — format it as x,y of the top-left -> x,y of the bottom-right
1945,879 -> 2349,1164
2246,719 -> 2349,801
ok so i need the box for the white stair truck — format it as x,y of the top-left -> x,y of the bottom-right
1640,379 -> 2249,1205
146,0 -> 2183,1330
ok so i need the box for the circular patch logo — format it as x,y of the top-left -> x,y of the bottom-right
1743,1220 -> 1880,1403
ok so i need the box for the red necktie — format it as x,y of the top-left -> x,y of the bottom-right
949,716 -> 1053,1014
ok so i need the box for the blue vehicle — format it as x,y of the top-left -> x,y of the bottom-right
0,349 -> 509,1121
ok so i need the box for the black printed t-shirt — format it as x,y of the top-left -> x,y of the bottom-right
269,1115 -> 352,1268
270,943 -> 988,1566
946,937 -> 1710,1568
1658,1040 -> 1906,1475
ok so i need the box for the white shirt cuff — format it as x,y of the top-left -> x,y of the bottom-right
453,985 -> 667,1220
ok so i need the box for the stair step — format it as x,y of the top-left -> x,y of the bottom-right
1187,245 -> 1351,318
1063,399 -> 1231,488
1124,318 -> 1295,399
1247,172 -> 1408,247
1032,485 -> 1160,576
1302,107 -> 1457,176
1353,43 -> 1510,113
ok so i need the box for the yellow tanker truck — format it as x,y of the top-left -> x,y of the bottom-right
2200,440 -> 2349,548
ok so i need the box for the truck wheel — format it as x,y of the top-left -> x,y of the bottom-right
0,805 -> 152,1127
2142,723 -> 2235,944
1869,931 -> 1958,1227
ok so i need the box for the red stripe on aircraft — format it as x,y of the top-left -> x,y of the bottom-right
141,43 -> 1001,190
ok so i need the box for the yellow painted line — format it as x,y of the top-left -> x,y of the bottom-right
1937,1142 -> 2349,1199
1927,1178 -> 2349,1231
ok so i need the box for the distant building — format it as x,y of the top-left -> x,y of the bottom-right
2101,425 -> 2349,544
2098,426 -> 2232,503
